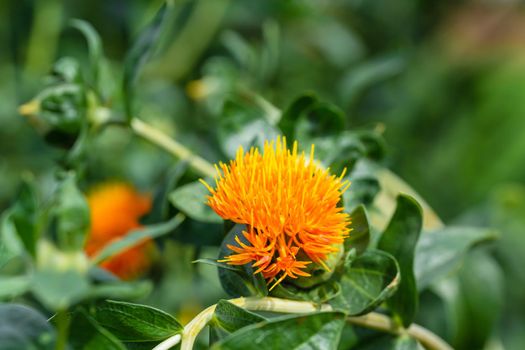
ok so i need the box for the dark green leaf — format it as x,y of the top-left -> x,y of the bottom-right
212,300 -> 266,333
279,93 -> 318,139
0,212 -> 25,269
414,226 -> 498,290
343,160 -> 381,213
91,213 -> 184,264
345,205 -> 370,255
211,311 -> 346,350
0,304 -> 56,349
378,195 -> 422,327
218,224 -> 268,297
123,3 -> 170,121
432,251 -> 503,349
218,98 -> 280,158
294,102 -> 345,142
54,173 -> 90,251
339,55 -> 404,108
9,178 -> 39,257
330,249 -> 400,315
91,300 -> 183,342
69,309 -> 125,350
169,181 -> 222,223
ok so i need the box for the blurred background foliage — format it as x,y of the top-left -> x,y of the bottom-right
1,0 -> 525,349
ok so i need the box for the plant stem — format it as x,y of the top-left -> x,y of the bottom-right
54,309 -> 70,350
154,297 -> 452,350
130,118 -> 216,178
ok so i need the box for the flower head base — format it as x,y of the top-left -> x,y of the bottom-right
85,182 -> 153,280
202,137 -> 351,290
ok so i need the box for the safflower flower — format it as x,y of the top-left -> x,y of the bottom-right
202,137 -> 351,290
84,182 -> 153,280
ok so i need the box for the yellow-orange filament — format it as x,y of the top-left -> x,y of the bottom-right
202,137 -> 351,289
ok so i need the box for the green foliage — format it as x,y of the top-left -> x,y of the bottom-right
211,311 -> 346,350
2,1 -> 519,349
330,250 -> 400,315
216,224 -> 268,298
169,180 -> 221,223
378,195 -> 422,327
91,300 -> 183,342
414,226 -> 498,290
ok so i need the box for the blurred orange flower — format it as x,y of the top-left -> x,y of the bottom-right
85,182 -> 153,280
202,137 -> 351,290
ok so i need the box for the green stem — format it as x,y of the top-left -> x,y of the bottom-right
54,309 -> 70,350
130,118 -> 216,178
153,297 -> 452,350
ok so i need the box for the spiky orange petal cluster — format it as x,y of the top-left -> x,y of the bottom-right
85,182 -> 153,280
202,137 -> 351,289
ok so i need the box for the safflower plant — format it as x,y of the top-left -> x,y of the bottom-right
1,3 -> 498,350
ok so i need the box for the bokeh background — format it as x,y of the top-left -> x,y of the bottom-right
1,0 -> 525,349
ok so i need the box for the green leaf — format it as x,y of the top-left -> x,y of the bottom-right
0,276 -> 31,300
123,2 -> 170,121
345,205 -> 371,255
279,93 -> 318,140
343,160 -> 381,214
169,181 -> 222,223
91,300 -> 183,342
378,195 -> 422,327
218,98 -> 280,158
68,309 -> 126,350
31,240 -> 90,310
330,249 -> 400,315
414,226 -> 498,290
91,213 -> 184,265
294,102 -> 345,142
211,311 -> 346,350
0,212 -> 25,269
340,55 -> 404,108
0,304 -> 56,349
218,224 -> 268,297
69,19 -> 103,88
212,300 -> 266,333
54,173 -> 90,251
9,178 -> 39,257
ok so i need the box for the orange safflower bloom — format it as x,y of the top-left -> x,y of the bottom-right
202,137 -> 351,290
85,183 -> 153,280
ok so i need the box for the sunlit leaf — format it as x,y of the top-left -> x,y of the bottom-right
92,300 -> 183,342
